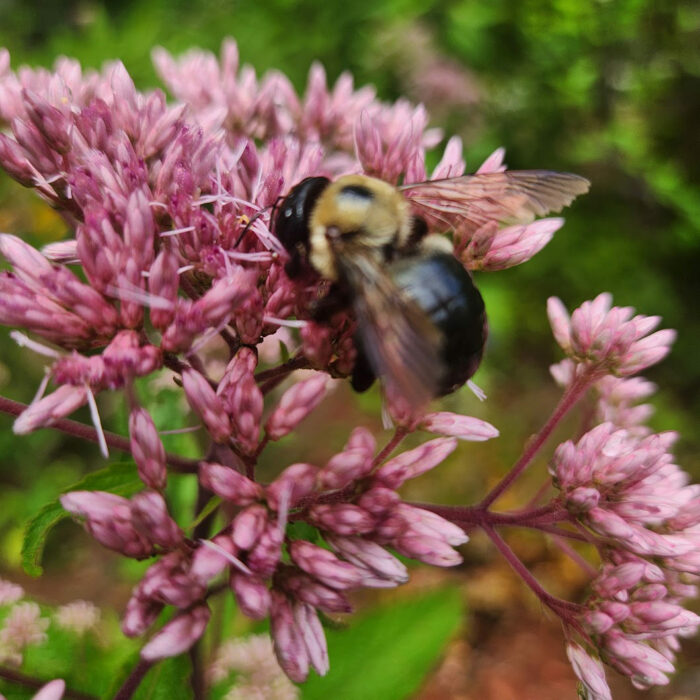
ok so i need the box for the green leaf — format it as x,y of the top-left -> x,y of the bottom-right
21,462 -> 142,576
301,587 -> 463,700
133,655 -> 194,700
188,495 -> 222,531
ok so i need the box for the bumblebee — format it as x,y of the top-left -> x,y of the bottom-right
274,170 -> 589,405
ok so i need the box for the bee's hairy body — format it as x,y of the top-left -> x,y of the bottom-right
274,174 -> 487,402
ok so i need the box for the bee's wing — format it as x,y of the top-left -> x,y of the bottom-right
339,252 -> 443,407
399,171 -> 590,233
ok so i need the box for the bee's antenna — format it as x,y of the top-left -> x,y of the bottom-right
234,195 -> 285,248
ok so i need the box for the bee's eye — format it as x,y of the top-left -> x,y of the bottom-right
338,184 -> 374,200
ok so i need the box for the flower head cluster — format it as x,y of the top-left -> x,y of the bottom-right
62,414 -> 495,681
547,293 -> 675,378
0,601 -> 49,666
208,634 -> 299,700
546,294 -> 698,695
0,39 -> 694,699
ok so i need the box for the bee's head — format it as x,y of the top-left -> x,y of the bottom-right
273,176 -> 330,277
308,175 -> 411,280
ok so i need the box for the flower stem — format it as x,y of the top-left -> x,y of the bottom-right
0,395 -> 199,473
372,427 -> 408,467
483,525 -> 582,619
479,373 -> 594,509
113,659 -> 155,700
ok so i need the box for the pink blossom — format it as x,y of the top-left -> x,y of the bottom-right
31,680 -> 66,700
265,374 -> 329,440
420,412 -> 499,441
141,605 -> 211,661
566,643 -> 611,700
129,406 -> 167,489
548,293 -> 675,376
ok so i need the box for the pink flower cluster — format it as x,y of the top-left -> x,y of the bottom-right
0,39 -> 694,699
61,417 -> 494,682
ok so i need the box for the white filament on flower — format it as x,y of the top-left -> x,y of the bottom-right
85,385 -> 108,458
262,316 -> 308,329
199,538 -> 253,575
31,369 -> 52,405
467,380 -> 487,401
10,331 -> 62,359
159,226 -> 196,238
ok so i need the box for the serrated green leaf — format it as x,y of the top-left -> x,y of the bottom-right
21,461 -> 142,576
301,588 -> 463,700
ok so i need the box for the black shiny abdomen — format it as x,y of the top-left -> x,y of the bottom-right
351,252 -> 487,397
390,253 -> 486,395
274,176 -> 330,276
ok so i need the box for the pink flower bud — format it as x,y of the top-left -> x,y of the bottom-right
265,374 -> 328,440
232,504 -> 268,551
230,572 -> 271,620
565,643 -> 612,700
0,133 -> 37,186
199,461 -> 263,505
317,447 -> 373,491
582,610 -> 615,635
148,249 -> 179,330
568,486 -> 600,512
0,233 -> 52,283
61,491 -> 153,558
141,605 -> 211,661
217,349 -> 263,454
266,463 -> 319,510
281,570 -> 352,613
357,487 -> 401,517
129,407 -> 167,489
289,540 -> 365,589
190,535 -> 237,582
343,426 -> 376,456
375,437 -> 457,489
247,521 -> 284,578
122,594 -> 163,637
130,491 -> 182,549
14,385 -> 89,434
547,297 -> 572,351
293,602 -> 329,676
325,535 -> 408,583
420,412 -> 499,441
32,680 -> 66,700
308,503 -> 375,536
182,368 -> 232,443
393,534 -> 463,567
270,591 -> 310,683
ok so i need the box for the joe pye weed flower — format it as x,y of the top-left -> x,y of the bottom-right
0,38 -> 694,699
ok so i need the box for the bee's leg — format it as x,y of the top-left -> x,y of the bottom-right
309,283 -> 352,322
350,342 -> 376,393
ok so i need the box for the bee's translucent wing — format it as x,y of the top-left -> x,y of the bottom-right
400,171 -> 590,233
338,252 -> 443,408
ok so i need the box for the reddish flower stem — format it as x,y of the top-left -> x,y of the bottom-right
255,355 -> 310,385
479,373 -> 594,509
483,525 -> 582,619
113,659 -> 155,700
414,501 -> 567,529
0,395 -> 199,473
0,667 -> 97,700
372,427 -> 408,467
